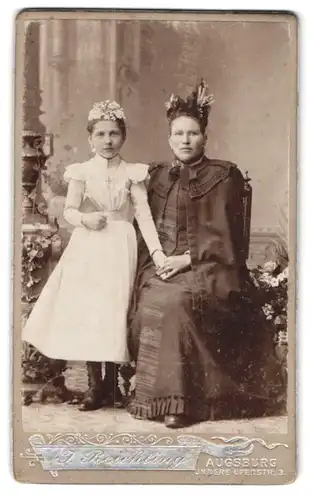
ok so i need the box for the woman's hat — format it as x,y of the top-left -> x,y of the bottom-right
165,79 -> 215,130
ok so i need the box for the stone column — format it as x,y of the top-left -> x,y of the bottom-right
108,20 -> 118,100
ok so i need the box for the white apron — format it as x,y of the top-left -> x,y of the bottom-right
22,156 -> 161,362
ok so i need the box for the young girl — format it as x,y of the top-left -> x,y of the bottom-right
22,100 -> 166,411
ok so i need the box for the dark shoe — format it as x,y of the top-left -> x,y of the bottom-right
78,388 -> 103,411
52,374 -> 74,403
164,415 -> 189,429
102,362 -> 124,407
78,361 -> 103,412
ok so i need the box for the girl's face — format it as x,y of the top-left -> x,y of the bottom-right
89,120 -> 125,159
168,115 -> 206,163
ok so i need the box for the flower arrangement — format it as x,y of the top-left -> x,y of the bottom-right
21,232 -> 54,303
250,261 -> 289,356
21,227 -> 67,405
88,100 -> 126,122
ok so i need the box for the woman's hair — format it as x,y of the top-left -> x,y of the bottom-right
87,118 -> 127,139
168,113 -> 207,135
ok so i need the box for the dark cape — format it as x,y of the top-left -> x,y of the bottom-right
127,156 -> 285,421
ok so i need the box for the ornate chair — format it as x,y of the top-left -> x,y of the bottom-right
241,171 -> 253,262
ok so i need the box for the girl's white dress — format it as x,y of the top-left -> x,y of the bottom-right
22,154 -> 162,362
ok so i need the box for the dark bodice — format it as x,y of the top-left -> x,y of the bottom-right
155,178 -> 188,256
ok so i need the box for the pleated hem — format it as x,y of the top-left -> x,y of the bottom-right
126,392 -> 285,422
128,395 -> 186,420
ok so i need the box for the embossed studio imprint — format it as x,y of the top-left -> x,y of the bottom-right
38,445 -> 199,471
21,434 -> 289,475
205,457 -> 277,468
54,447 -> 193,469
195,457 -> 285,476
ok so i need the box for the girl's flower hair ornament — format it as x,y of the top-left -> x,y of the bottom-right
88,100 -> 126,122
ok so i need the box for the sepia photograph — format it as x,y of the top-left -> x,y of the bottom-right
13,10 -> 296,484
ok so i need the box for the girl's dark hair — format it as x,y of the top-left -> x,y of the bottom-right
87,118 -> 127,139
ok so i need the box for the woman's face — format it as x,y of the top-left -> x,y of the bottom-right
168,116 -> 206,163
89,120 -> 125,159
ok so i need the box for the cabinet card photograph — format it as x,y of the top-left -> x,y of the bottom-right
13,9 -> 297,484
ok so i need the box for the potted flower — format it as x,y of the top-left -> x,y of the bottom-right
250,237 -> 289,376
21,228 -> 67,405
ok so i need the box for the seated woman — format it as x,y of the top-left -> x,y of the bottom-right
126,80 -> 285,428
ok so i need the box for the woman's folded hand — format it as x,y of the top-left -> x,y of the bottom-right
157,254 -> 191,280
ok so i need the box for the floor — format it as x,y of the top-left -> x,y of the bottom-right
22,362 -> 287,435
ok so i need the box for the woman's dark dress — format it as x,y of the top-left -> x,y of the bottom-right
127,157 -> 284,421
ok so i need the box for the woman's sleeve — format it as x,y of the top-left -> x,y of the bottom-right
129,164 -> 163,256
63,164 -> 85,227
227,166 -> 247,265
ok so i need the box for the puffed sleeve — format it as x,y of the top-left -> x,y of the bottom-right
127,163 -> 150,185
63,163 -> 86,183
63,163 -> 85,227
128,163 -> 163,257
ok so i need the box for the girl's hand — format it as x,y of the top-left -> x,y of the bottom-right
152,250 -> 167,270
82,212 -> 107,230
157,254 -> 191,280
